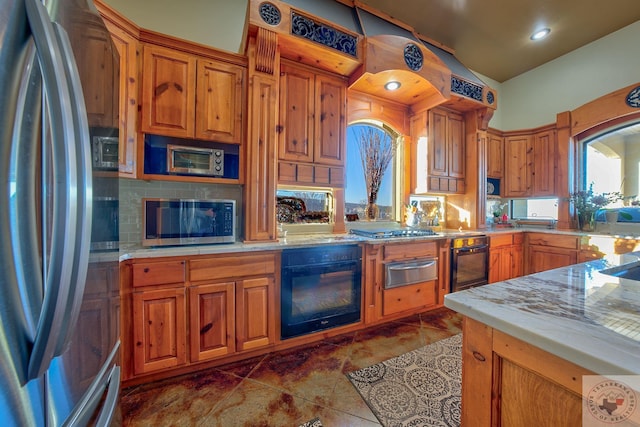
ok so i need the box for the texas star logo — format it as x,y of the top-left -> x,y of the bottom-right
587,379 -> 637,423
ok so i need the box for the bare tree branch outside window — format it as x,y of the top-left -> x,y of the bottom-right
353,127 -> 397,207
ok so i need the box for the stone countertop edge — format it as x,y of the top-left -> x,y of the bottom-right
444,256 -> 640,376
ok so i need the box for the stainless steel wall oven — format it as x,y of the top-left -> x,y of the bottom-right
281,245 -> 362,339
451,236 -> 489,292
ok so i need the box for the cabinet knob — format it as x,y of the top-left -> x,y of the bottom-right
144,267 -> 150,273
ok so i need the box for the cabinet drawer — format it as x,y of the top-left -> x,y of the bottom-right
490,234 -> 513,248
132,260 -> 186,287
382,281 -> 437,316
383,241 -> 437,261
190,253 -> 276,282
527,233 -> 578,250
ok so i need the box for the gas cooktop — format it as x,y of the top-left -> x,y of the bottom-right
349,228 -> 438,239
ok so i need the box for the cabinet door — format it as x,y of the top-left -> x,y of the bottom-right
105,22 -> 139,177
141,44 -> 196,138
511,243 -> 524,278
72,22 -> 118,129
488,248 -> 503,284
132,287 -> 186,375
447,111 -> 465,178
504,135 -> 532,197
428,109 -> 449,177
528,246 -> 577,274
236,277 -> 275,352
314,73 -> 346,166
278,64 -> 314,163
532,130 -> 555,196
195,60 -> 244,143
487,134 -> 503,178
189,282 -> 235,362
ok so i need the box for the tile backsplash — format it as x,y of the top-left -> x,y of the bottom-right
118,179 -> 243,248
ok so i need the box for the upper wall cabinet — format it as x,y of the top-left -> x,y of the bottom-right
412,107 -> 465,194
277,62 -> 346,186
503,129 -> 556,197
487,132 -> 503,179
141,44 -> 244,144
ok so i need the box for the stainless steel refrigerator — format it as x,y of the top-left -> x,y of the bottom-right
1,0 -> 121,425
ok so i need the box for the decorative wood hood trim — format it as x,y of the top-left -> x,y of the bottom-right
247,0 -> 496,111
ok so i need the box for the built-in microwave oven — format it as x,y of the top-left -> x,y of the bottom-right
92,135 -> 118,170
142,198 -> 236,247
91,197 -> 119,251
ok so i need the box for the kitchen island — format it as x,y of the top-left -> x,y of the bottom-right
444,252 -> 640,426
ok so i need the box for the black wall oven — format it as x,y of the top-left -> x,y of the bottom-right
451,236 -> 489,292
281,245 -> 362,339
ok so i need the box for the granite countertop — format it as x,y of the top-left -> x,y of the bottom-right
444,252 -> 640,375
119,227 -> 640,261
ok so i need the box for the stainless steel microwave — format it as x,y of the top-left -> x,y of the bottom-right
92,135 -> 118,170
142,198 -> 236,247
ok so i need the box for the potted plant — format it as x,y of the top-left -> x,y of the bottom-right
567,183 -> 624,231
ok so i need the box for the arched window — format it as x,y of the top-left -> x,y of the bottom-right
345,121 -> 402,221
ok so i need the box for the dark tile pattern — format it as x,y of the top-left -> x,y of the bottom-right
120,307 -> 462,426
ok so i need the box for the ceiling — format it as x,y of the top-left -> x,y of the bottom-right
358,0 -> 640,83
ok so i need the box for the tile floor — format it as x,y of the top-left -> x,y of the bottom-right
119,307 -> 463,426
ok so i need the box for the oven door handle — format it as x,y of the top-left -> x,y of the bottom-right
387,260 -> 437,271
284,260 -> 360,273
456,246 -> 487,254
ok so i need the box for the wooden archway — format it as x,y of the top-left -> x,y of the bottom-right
556,82 -> 640,229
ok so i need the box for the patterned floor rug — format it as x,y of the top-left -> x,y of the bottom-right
346,334 -> 462,427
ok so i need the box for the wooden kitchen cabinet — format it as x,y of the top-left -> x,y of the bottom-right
124,252 -> 276,381
102,19 -> 139,177
140,44 -> 245,143
188,282 -> 235,362
236,277 -> 275,352
132,287 -> 187,375
364,240 -> 443,324
487,132 -> 503,178
277,62 -> 346,186
503,128 -> 556,197
425,107 -> 465,193
525,232 -> 578,275
488,233 -> 523,283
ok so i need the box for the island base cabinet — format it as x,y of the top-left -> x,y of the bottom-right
461,317 -> 591,427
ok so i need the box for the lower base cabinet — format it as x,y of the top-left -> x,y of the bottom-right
126,253 -> 276,380
525,233 -> 578,275
488,233 -> 523,283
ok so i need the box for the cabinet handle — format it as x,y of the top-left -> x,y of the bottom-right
473,351 -> 486,362
144,267 -> 150,273
200,323 -> 213,334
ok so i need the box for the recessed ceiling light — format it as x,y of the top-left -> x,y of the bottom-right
384,81 -> 401,91
530,28 -> 551,41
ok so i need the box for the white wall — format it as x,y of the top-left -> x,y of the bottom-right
103,0 -> 640,131
498,21 -> 640,130
103,0 -> 249,54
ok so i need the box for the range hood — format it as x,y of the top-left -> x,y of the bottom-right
247,0 -> 496,110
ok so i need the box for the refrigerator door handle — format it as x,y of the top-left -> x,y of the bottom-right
50,22 -> 93,356
24,0 -> 80,380
95,366 -> 121,427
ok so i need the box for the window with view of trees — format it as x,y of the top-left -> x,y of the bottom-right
345,122 -> 401,221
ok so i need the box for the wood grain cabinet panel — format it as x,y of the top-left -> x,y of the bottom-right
141,44 -> 245,143
424,107 -> 465,193
277,62 -> 346,186
195,60 -> 244,143
141,44 -> 196,138
488,233 -> 523,283
236,277 -> 275,352
103,20 -> 139,177
504,130 -> 556,197
487,133 -> 503,178
189,282 -> 235,362
132,287 -> 186,375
